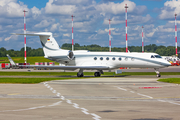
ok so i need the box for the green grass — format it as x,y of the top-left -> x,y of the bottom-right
158,78 -> 180,84
1,71 -> 180,76
1,71 -> 180,84
0,56 -> 59,65
0,77 -> 85,84
0,71 -> 153,76
0,72 -> 99,76
0,71 -> 121,76
120,72 -> 180,75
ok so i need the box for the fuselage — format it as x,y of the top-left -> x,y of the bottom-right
12,32 -> 171,77
46,49 -> 171,69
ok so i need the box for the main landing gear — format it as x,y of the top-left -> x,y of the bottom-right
154,68 -> 161,77
94,70 -> 103,77
77,69 -> 84,77
77,72 -> 84,77
94,72 -> 101,77
77,69 -> 104,77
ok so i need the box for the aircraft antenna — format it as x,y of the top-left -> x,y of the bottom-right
142,26 -> 144,53
71,15 -> 75,51
175,13 -> 178,56
109,19 -> 112,52
23,10 -> 28,63
125,4 -> 128,53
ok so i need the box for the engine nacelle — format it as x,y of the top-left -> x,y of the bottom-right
67,51 -> 75,60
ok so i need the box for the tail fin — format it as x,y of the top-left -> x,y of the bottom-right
7,54 -> 16,65
12,32 -> 60,56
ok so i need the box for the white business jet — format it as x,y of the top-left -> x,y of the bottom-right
11,32 -> 171,77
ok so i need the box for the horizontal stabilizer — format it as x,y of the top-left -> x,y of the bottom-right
11,32 -> 52,36
12,32 -> 60,56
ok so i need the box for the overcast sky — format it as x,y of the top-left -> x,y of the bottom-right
0,0 -> 180,50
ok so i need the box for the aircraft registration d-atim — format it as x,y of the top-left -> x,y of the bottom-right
10,32 -> 171,77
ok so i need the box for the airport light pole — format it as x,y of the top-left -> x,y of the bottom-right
142,26 -> 144,53
109,19 -> 112,52
175,13 -> 178,56
125,4 -> 128,53
71,15 -> 75,51
23,10 -> 28,63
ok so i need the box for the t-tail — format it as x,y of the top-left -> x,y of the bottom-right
12,32 -> 60,57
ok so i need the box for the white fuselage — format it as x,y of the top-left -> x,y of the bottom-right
46,49 -> 171,69
12,32 -> 171,77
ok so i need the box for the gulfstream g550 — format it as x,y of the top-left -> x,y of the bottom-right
11,32 -> 171,77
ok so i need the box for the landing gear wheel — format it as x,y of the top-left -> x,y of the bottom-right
156,74 -> 161,77
94,72 -> 101,77
154,68 -> 161,77
77,73 -> 84,77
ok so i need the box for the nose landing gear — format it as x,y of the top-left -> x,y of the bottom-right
154,68 -> 161,77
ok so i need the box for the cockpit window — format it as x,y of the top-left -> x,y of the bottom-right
154,55 -> 162,58
151,55 -> 162,58
151,55 -> 155,58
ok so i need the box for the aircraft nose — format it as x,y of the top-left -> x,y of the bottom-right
163,61 -> 171,67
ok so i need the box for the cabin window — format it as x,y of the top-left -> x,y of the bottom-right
100,57 -> 103,60
112,57 -> 115,60
125,57 -> 128,61
131,57 -> 134,61
106,57 -> 109,60
119,57 -> 122,61
94,57 -> 97,60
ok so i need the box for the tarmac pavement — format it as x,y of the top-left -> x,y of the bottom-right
0,77 -> 180,120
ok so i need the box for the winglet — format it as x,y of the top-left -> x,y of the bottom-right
7,54 -> 16,65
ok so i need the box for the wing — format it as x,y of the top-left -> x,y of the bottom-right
20,65 -> 109,70
7,54 -> 109,70
19,65 -> 109,70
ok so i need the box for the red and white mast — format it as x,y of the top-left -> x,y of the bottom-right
71,15 -> 75,51
125,4 -> 128,53
23,10 -> 27,63
109,19 -> 111,52
175,13 -> 178,56
142,26 -> 144,53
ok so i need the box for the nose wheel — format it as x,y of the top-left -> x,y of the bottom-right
156,74 -> 161,77
154,68 -> 161,77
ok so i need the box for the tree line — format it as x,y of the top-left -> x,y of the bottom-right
0,43 -> 179,57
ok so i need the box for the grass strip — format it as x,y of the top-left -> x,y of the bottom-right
0,72 -> 78,76
0,72 -> 115,76
0,77 -> 86,84
1,72 -> 180,76
158,78 -> 180,84
0,72 -> 98,76
0,56 -> 59,65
